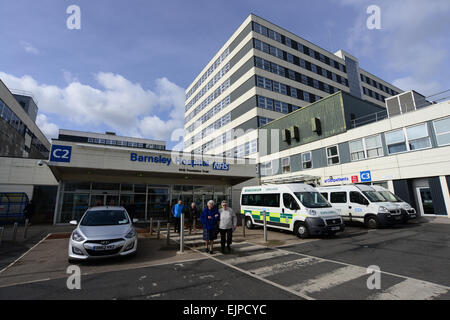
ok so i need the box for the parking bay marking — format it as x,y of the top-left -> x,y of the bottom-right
169,234 -> 450,300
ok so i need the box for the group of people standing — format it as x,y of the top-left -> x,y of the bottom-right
171,199 -> 237,254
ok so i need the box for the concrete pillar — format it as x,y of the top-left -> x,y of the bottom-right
387,180 -> 395,193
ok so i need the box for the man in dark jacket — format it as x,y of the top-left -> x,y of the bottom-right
188,202 -> 199,234
23,200 -> 35,224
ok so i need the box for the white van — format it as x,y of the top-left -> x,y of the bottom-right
317,184 -> 403,228
240,184 -> 344,238
371,185 -> 417,222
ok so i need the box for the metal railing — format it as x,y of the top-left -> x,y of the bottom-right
351,90 -> 450,129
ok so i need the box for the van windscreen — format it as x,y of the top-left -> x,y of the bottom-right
294,192 -> 331,208
362,191 -> 386,202
379,191 -> 403,202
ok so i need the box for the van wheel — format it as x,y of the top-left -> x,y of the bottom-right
365,215 -> 379,229
294,222 -> 309,239
245,217 -> 254,229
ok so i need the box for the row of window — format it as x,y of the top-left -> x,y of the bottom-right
186,96 -> 231,135
186,47 -> 230,100
254,39 -> 349,88
360,73 -> 399,96
0,98 -> 27,137
86,137 -> 165,150
252,22 -> 346,73
185,63 -> 230,111
256,75 -> 322,104
262,116 -> 450,177
362,86 -> 387,103
257,95 -> 300,114
258,116 -> 274,127
255,56 -> 345,97
185,78 -> 230,122
187,113 -> 232,148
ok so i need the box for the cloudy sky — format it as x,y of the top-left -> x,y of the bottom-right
0,0 -> 448,149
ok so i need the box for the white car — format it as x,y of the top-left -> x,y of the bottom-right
68,206 -> 138,262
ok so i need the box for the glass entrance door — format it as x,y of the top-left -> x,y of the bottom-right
416,187 -> 434,215
90,194 -> 119,207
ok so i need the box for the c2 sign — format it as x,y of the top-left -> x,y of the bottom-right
50,145 -> 72,163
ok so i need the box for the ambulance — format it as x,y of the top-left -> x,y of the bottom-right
316,184 -> 403,228
371,185 -> 417,222
240,184 -> 344,238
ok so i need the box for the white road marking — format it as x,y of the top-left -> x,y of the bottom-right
290,265 -> 366,294
0,233 -> 51,275
251,257 -> 320,278
369,278 -> 448,300
233,245 -> 265,253
223,250 -> 291,265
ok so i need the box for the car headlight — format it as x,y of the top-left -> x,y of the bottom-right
125,228 -> 137,239
378,206 -> 390,214
72,230 -> 85,242
404,204 -> 412,210
308,209 -> 317,216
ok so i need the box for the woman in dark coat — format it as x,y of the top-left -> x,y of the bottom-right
200,200 -> 220,254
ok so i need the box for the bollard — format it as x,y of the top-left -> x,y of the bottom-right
12,222 -> 18,242
149,218 -> 153,235
157,220 -> 161,239
166,222 -> 171,245
263,210 -> 267,243
179,212 -> 184,253
0,227 -> 4,246
23,219 -> 29,239
242,214 -> 246,238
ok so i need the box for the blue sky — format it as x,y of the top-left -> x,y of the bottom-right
1,0 -> 449,149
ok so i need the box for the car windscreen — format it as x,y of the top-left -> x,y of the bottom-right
362,191 -> 386,203
294,192 -> 331,208
80,210 -> 129,226
379,191 -> 403,202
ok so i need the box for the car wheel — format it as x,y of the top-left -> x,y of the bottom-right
365,215 -> 379,229
245,217 -> 254,229
294,222 -> 309,239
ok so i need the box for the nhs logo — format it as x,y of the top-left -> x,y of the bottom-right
212,162 -> 230,171
50,145 -> 72,163
360,170 -> 372,182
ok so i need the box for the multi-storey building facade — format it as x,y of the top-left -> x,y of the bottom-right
183,14 -> 403,159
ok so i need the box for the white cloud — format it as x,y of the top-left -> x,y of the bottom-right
20,41 -> 40,55
338,0 -> 450,95
0,71 -> 186,144
36,114 -> 59,140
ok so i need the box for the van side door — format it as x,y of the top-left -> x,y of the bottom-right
282,193 -> 300,229
349,191 -> 369,223
329,191 -> 349,221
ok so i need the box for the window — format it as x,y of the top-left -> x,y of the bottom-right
434,117 -> 450,146
350,192 -> 368,205
386,129 -> 407,154
350,135 -> 383,160
260,161 -> 272,176
283,193 -> 299,210
320,192 -> 329,201
386,124 -> 431,154
282,157 -> 291,173
406,124 -> 431,150
330,192 -> 347,203
302,152 -> 312,169
326,146 -> 340,165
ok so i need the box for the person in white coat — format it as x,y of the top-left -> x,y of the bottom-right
218,200 -> 237,253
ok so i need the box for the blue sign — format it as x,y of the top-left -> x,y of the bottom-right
212,162 -> 230,171
360,170 -> 372,182
50,145 -> 72,162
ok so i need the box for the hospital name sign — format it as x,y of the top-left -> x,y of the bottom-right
130,152 -> 230,171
